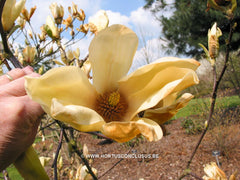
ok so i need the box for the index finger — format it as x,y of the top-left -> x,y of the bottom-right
0,66 -> 34,86
0,72 -> 40,97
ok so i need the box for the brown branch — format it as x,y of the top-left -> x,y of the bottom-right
0,0 -> 23,68
55,121 -> 98,180
51,128 -> 63,180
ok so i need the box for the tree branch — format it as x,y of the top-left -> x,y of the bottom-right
0,0 -> 23,68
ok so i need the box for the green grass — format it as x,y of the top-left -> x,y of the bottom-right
174,95 -> 240,119
6,165 -> 23,180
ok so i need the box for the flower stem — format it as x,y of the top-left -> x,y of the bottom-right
179,18 -> 235,180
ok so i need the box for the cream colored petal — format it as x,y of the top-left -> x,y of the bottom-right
119,57 -> 200,121
25,66 -> 97,114
2,0 -> 14,31
144,93 -> 194,124
12,0 -> 26,22
51,99 -> 105,132
89,10 -> 109,32
101,118 -> 163,143
89,24 -> 138,94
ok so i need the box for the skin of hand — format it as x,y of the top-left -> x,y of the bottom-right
0,66 -> 44,171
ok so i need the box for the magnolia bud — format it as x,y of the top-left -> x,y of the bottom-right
208,22 -> 222,60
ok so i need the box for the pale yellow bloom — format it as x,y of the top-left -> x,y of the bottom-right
69,2 -> 85,21
203,162 -> 227,180
66,50 -> 74,61
81,59 -> 91,78
25,25 -> 200,143
89,10 -> 109,34
45,16 -> 59,39
22,46 -> 36,64
63,15 -> 73,29
82,144 -> 88,157
2,0 -> 26,32
21,6 -> 36,22
39,156 -> 51,167
17,16 -> 26,29
49,3 -> 64,24
79,165 -> 97,180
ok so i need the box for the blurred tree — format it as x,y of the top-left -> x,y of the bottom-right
144,0 -> 240,58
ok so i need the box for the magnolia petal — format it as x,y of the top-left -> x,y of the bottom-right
51,99 -> 105,132
89,10 -> 109,32
144,93 -> 194,124
119,57 -> 200,121
89,24 -> 138,94
101,118 -> 163,143
12,0 -> 26,23
25,66 -> 97,114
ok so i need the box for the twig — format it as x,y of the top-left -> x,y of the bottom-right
179,18 -> 235,180
55,121 -> 98,180
0,0 -> 23,68
72,146 -> 98,180
189,172 -> 203,180
39,121 -> 56,131
51,128 -> 63,180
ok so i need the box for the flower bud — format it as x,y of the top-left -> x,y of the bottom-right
22,6 -> 36,22
77,24 -> 89,34
39,156 -> 51,167
63,15 -> 73,29
79,165 -> 97,180
45,16 -> 60,39
22,46 -> 36,64
89,10 -> 109,34
50,3 -> 64,25
28,29 -> 33,39
83,144 -> 89,157
17,16 -> 26,29
2,0 -> 26,32
208,22 -> 222,60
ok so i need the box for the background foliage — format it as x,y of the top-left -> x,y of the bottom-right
144,0 -> 240,58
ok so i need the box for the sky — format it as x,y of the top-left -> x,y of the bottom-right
23,0 -> 170,71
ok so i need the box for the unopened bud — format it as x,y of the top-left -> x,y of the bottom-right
208,22 -> 222,61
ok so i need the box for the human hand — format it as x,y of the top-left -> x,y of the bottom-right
0,66 -> 44,171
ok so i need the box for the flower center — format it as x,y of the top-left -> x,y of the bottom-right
95,91 -> 128,123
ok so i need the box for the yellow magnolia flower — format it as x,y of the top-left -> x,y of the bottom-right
17,16 -> 26,29
25,24 -> 200,143
39,156 -> 51,167
21,6 -> 36,22
49,3 -> 64,25
45,16 -> 59,39
69,2 -> 85,21
22,46 -> 36,64
78,165 -> 97,180
63,15 -> 73,29
2,0 -> 26,32
203,162 -> 227,180
89,10 -> 109,34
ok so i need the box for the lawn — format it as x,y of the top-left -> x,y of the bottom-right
174,95 -> 240,119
